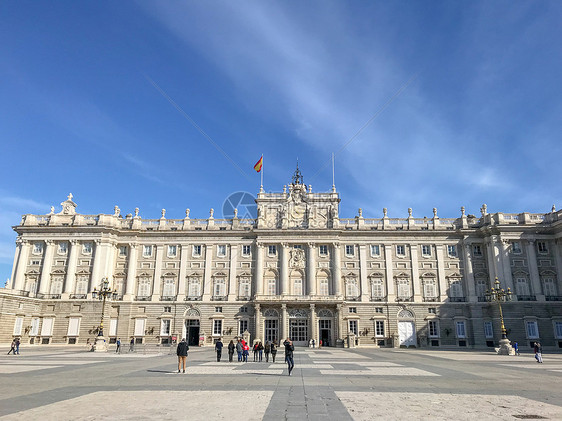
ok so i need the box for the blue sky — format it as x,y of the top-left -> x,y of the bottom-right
1,1 -> 561,283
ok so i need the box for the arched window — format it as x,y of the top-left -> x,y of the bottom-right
267,278 -> 277,295
293,278 -> 303,295
114,278 -> 124,296
475,278 -> 487,299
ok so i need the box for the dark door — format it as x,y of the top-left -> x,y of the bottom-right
321,329 -> 331,347
188,326 -> 200,346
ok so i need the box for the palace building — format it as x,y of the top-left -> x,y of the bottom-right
1,168 -> 562,350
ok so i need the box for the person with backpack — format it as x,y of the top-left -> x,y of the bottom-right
283,338 -> 295,376
264,341 -> 271,362
534,342 -> 543,363
215,338 -> 224,362
228,340 -> 236,362
177,338 -> 189,373
270,341 -> 277,363
115,338 -> 121,354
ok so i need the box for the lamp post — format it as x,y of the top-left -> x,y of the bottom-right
92,277 -> 117,352
485,276 -> 514,355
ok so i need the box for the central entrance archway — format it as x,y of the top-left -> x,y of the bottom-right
288,308 -> 308,346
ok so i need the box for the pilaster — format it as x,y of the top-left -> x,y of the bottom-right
202,244 -> 212,300
62,239 -> 79,298
410,244 -> 421,301
307,243 -> 316,295
177,244 -> 188,301
499,237 -> 514,293
332,243 -> 341,296
555,239 -> 562,294
90,240 -> 102,297
310,303 -> 317,344
281,304 -> 288,340
39,240 -> 55,295
359,244 -> 369,302
463,242 -> 477,302
13,239 -> 29,291
255,303 -> 262,340
280,243 -> 289,295
228,244 -> 238,299
255,243 -> 264,296
124,243 -> 138,300
384,244 -> 395,302
151,244 -> 164,300
526,240 -> 545,301
435,245 -> 447,301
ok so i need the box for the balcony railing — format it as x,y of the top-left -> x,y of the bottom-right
136,296 -> 151,301
211,295 -> 227,301
160,296 -> 177,301
396,296 -> 413,302
546,296 -> 562,301
477,296 -> 487,302
517,295 -> 537,301
70,294 -> 87,299
449,297 -> 467,302
345,296 -> 360,301
43,294 -> 61,299
423,297 -> 439,302
370,296 -> 386,302
185,296 -> 202,301
237,295 -> 251,301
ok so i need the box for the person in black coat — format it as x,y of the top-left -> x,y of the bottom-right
270,341 -> 277,363
228,340 -> 236,362
177,338 -> 189,373
283,338 -> 294,376
215,338 -> 224,362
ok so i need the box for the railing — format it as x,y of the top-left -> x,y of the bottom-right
396,296 -> 413,302
449,297 -> 466,302
160,296 -> 177,301
345,296 -> 360,301
70,294 -> 87,299
517,295 -> 537,301
545,296 -> 562,301
211,295 -> 228,301
237,295 -> 251,301
423,297 -> 439,302
370,296 -> 386,302
43,294 -> 61,299
184,296 -> 202,301
477,296 -> 487,302
136,296 -> 151,301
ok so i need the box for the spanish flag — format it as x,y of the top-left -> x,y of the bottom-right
254,155 -> 263,172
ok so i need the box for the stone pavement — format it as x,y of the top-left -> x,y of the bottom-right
0,346 -> 561,420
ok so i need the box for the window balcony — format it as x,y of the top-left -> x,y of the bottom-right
185,296 -> 202,301
160,295 -> 177,301
370,296 -> 386,302
70,294 -> 87,299
449,297 -> 466,302
396,296 -> 413,302
477,296 -> 487,302
136,296 -> 151,301
545,295 -> 562,301
517,295 -> 537,301
237,295 -> 251,301
44,294 -> 62,299
345,296 -> 360,301
211,295 -> 227,301
423,297 -> 439,302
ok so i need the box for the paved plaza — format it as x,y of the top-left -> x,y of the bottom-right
1,346 -> 561,420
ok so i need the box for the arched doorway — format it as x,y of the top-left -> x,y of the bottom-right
317,309 -> 334,347
397,309 -> 417,347
183,308 -> 201,346
289,308 -> 308,346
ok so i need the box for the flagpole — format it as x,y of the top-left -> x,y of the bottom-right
331,152 -> 336,192
260,154 -> 264,191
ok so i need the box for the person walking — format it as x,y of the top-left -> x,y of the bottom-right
14,338 -> 20,355
215,338 -> 224,362
253,342 -> 259,362
513,341 -> 519,356
271,341 -> 277,363
236,339 -> 243,362
534,342 -> 543,363
228,340 -> 235,362
7,339 -> 16,355
258,342 -> 264,362
115,338 -> 121,354
264,341 -> 271,362
129,338 -> 134,352
177,338 -> 189,373
283,338 -> 295,376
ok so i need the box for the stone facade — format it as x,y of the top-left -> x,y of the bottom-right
2,172 -> 562,350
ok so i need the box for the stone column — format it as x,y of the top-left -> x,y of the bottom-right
105,242 -> 117,281
307,243 -> 316,296
499,238 -> 514,292
255,303 -> 262,340
39,240 -> 55,295
203,244 -> 213,300
152,244 -> 164,300
410,244 -> 421,302
332,243 -> 342,296
555,239 -> 562,295
384,244 -> 395,302
125,243 -> 138,300
63,239 -> 79,298
177,244 -> 188,301
310,303 -> 317,344
359,244 -> 369,302
228,244 -> 238,300
281,304 -> 288,340
463,242 -> 477,302
13,239 -> 30,291
526,240 -> 544,301
255,243 -> 264,296
435,245 -> 447,301
90,240 -> 103,297
485,237 -> 498,282
336,303 -> 343,344
280,243 -> 289,295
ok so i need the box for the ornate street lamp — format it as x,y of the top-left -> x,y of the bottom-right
485,277 -> 514,355
92,277 -> 117,352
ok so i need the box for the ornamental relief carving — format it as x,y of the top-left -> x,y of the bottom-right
289,249 -> 306,269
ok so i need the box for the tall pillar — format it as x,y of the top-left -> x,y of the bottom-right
281,304 -> 288,340
124,243 -> 138,300
384,244 -> 395,302
106,242 -> 117,281
202,244 -> 212,300
555,239 -> 562,295
435,245 -> 447,301
463,242 -> 477,302
526,240 -> 544,301
310,303 -> 317,344
359,245 -> 369,302
280,243 -> 289,295
485,237 -> 498,282
255,243 -> 264,296
63,239 -> 79,298
177,244 -> 188,301
255,303 -> 262,340
13,239 -> 30,291
499,238 -> 514,292
90,240 -> 103,297
152,244 -> 164,300
336,303 -> 343,343
307,243 -> 316,296
39,240 -> 55,295
332,243 -> 342,296
410,244 -> 421,301
228,244 -> 238,299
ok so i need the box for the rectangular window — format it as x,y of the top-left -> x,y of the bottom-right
134,319 -> 146,336
82,242 -> 92,254
473,245 -> 482,256
213,319 -> 222,336
33,242 -> 43,254
119,246 -> 127,257
67,318 -> 81,336
512,242 -> 522,254
239,320 -> 248,335
349,307 -> 357,313
109,319 -> 118,337
537,241 -> 548,253
349,320 -> 358,335
555,322 -> 562,339
143,245 -> 152,257
240,306 -> 248,313
428,308 -> 436,314
526,321 -> 539,338
217,245 -> 227,257
193,245 -> 202,256
30,318 -> 40,336
31,260 -> 41,265
422,245 -> 431,256
160,319 -> 171,336
345,245 -> 354,256
428,321 -> 439,337
41,318 -> 54,336
396,245 -> 405,256
215,307 -> 223,313
164,306 -> 172,313
375,307 -> 383,314
293,245 -> 302,250
58,242 -> 68,254
267,279 -> 276,295
456,321 -> 466,338
319,245 -> 328,256
484,321 -> 493,338
167,245 -> 177,257
268,245 -> 277,256
375,320 -> 385,337
13,317 -> 23,336
370,245 -> 380,257
242,245 -> 251,256
447,245 -> 457,257
319,279 -> 329,296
